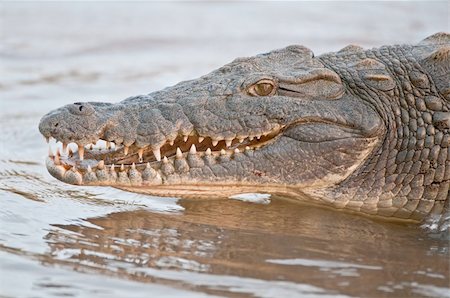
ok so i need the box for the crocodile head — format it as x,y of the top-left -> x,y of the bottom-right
39,34 -> 450,220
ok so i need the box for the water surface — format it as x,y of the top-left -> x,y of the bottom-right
0,2 -> 449,297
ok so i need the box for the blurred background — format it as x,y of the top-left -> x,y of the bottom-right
0,1 -> 448,298
1,1 -> 448,106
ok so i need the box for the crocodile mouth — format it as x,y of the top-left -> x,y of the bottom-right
44,126 -> 284,185
44,118 -> 374,187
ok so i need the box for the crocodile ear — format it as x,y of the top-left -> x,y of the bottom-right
352,58 -> 396,92
278,68 -> 345,100
420,46 -> 450,100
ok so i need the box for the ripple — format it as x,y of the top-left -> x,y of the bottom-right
266,258 -> 382,270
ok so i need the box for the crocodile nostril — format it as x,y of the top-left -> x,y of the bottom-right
54,122 -> 59,127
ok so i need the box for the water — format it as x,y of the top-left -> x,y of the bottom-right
0,2 -> 449,297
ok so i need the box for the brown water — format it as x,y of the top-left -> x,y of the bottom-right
0,2 -> 449,297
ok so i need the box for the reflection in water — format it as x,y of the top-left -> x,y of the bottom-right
43,198 -> 449,297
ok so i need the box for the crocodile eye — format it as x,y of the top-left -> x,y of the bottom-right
248,79 -> 276,97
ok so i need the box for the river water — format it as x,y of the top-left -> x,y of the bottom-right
0,2 -> 449,297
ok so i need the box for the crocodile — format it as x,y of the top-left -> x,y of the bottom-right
39,33 -> 449,221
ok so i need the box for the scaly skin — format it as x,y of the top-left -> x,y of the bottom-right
39,33 -> 449,221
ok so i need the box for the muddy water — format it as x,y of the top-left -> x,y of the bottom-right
0,2 -> 449,297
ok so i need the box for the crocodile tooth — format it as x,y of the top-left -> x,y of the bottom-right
205,148 -> 212,156
225,139 -> 232,147
249,136 -> 255,141
234,148 -> 240,154
176,147 -> 183,159
87,165 -> 92,172
48,147 -> 54,157
183,135 -> 189,142
256,135 -> 261,140
220,149 -> 227,156
198,136 -> 205,143
110,164 -> 115,171
153,148 -> 161,162
120,164 -> 124,171
238,138 -> 245,143
245,146 -> 251,151
169,139 -> 175,146
212,139 -> 219,147
189,144 -> 197,155
124,146 -> 129,156
45,136 -> 50,143
78,145 -> 84,161
131,162 -> 136,169
146,162 -> 151,169
138,148 -> 144,162
163,156 -> 168,163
